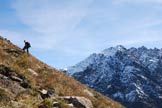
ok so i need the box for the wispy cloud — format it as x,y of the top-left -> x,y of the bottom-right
13,0 -> 91,33
12,0 -> 162,50
12,0 -> 94,50
1,0 -> 162,68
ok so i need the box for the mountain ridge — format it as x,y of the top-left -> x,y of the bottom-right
65,45 -> 162,108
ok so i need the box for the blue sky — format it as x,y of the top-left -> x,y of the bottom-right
1,0 -> 162,69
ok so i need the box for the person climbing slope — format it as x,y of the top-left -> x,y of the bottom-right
23,40 -> 31,53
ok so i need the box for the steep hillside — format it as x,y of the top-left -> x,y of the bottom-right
65,45 -> 162,108
0,36 -> 123,108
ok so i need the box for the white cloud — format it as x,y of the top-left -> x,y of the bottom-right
12,0 -> 162,50
4,0 -> 162,68
12,0 -> 94,50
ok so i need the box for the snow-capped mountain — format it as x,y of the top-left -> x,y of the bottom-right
64,45 -> 162,108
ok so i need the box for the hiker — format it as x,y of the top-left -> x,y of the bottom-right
23,40 -> 31,53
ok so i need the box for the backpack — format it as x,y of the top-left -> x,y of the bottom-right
26,42 -> 31,48
28,43 -> 31,48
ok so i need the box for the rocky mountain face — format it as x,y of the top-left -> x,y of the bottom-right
64,45 -> 162,108
0,36 -> 123,108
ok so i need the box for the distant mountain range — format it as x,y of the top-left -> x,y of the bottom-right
64,45 -> 162,108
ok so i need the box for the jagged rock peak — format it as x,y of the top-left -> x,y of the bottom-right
138,46 -> 147,49
101,45 -> 127,56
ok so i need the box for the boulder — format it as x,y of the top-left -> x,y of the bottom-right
10,76 -> 23,82
40,89 -> 55,99
27,68 -> 38,76
61,96 -> 93,108
53,101 -> 60,107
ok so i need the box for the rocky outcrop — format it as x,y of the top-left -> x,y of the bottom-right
0,64 -> 95,108
0,65 -> 31,95
61,96 -> 93,108
40,89 -> 55,99
39,88 -> 93,108
3,48 -> 22,57
39,96 -> 93,108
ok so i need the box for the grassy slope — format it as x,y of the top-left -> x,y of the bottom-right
0,36 -> 124,108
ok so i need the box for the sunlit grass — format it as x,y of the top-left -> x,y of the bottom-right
0,36 -> 124,108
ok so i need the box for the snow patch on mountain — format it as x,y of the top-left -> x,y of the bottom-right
101,45 -> 126,57
64,45 -> 162,108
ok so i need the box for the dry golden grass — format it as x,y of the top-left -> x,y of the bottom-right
0,36 -> 124,108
